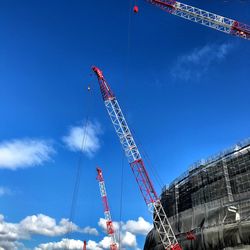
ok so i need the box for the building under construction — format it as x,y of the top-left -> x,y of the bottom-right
144,139 -> 250,250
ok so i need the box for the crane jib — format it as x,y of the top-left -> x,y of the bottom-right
92,66 -> 183,250
147,0 -> 250,40
96,167 -> 118,250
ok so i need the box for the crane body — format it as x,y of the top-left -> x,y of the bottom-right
92,66 -> 182,250
83,240 -> 87,250
145,0 -> 250,40
96,167 -> 118,250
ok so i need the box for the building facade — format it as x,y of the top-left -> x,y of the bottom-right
144,139 -> 250,250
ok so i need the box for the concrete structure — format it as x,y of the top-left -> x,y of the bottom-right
144,139 -> 250,250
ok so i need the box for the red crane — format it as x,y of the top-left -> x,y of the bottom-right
83,240 -> 87,250
143,0 -> 250,40
96,167 -> 118,250
92,66 -> 182,250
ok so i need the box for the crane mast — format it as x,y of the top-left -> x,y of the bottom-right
96,167 -> 118,250
92,66 -> 182,250
83,240 -> 87,250
145,0 -> 250,40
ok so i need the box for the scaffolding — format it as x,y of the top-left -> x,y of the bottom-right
146,139 -> 250,249
162,139 -> 250,214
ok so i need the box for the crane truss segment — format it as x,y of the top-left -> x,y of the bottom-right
105,97 -> 180,249
96,168 -> 118,250
93,66 -> 182,250
92,66 -> 115,101
147,0 -> 250,40
105,99 -> 141,163
130,159 -> 158,205
231,21 -> 250,39
129,159 -> 180,249
173,1 -> 233,34
153,200 -> 181,250
148,0 -> 176,13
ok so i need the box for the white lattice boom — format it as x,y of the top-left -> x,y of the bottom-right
92,66 -> 182,250
146,0 -> 250,40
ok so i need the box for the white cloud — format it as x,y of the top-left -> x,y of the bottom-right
0,214 -> 98,250
80,226 -> 98,236
123,217 -> 152,236
0,139 -> 55,170
86,240 -> 103,250
36,239 -> 106,250
122,231 -> 137,248
98,217 -> 108,232
97,217 -> 152,249
39,216 -> 151,250
35,234 -> 136,250
0,240 -> 26,250
35,238 -> 85,250
62,121 -> 102,157
171,42 -> 235,81
19,214 -> 79,237
98,236 -> 112,249
98,217 -> 152,236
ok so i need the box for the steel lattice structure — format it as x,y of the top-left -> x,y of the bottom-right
92,66 -> 182,250
96,167 -> 118,250
146,0 -> 250,40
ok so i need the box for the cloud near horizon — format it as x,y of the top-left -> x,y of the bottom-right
62,121 -> 102,157
171,42 -> 235,81
0,212 -> 150,249
34,216 -> 152,250
0,214 -> 98,250
0,138 -> 55,170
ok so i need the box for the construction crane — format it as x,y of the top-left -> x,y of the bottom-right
83,240 -> 87,250
96,167 -> 118,250
92,66 -> 182,250
141,0 -> 250,40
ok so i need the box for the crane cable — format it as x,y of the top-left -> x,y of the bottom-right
66,83 -> 93,247
124,0 -> 165,192
130,127 -> 165,190
117,1 -> 135,248
118,153 -> 125,249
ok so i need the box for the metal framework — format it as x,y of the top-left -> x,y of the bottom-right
92,66 -> 182,250
96,167 -> 118,250
146,0 -> 250,40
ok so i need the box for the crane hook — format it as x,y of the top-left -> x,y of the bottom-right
133,5 -> 139,13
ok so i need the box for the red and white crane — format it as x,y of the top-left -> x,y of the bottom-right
96,167 -> 118,250
142,0 -> 250,40
92,66 -> 182,250
83,240 -> 87,250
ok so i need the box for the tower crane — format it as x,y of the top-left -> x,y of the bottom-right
142,0 -> 250,40
92,66 -> 182,250
96,167 -> 118,250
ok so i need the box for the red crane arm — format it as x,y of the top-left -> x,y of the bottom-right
146,0 -> 250,40
96,167 -> 118,250
92,66 -> 182,250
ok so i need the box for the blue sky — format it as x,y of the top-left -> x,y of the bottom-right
0,0 -> 250,249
